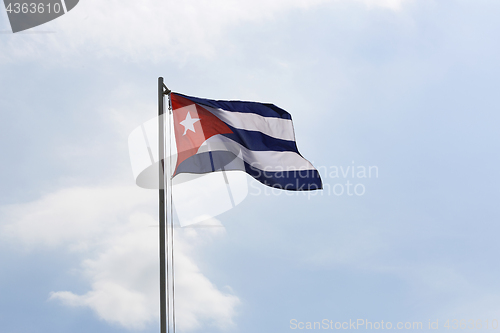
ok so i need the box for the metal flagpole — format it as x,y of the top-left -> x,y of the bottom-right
158,77 -> 167,333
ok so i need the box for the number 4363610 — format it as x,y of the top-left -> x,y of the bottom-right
5,3 -> 63,14
444,319 -> 498,329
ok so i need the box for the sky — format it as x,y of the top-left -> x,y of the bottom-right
1,0 -> 500,332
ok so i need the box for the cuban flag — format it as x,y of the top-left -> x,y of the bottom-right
170,93 -> 322,191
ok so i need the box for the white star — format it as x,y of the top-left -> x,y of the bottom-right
179,112 -> 200,135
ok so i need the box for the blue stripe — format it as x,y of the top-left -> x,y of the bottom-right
174,93 -> 292,120
245,162 -> 322,191
175,151 -> 323,191
221,124 -> 299,153
176,151 -> 240,175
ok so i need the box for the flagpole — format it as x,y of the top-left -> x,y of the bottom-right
158,77 -> 167,333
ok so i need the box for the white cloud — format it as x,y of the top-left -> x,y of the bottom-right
2,185 -> 239,331
0,0 -> 411,64
2,186 -> 151,249
0,0 -> 328,63
355,0 -> 412,11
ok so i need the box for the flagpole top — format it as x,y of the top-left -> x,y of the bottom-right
158,77 -> 171,95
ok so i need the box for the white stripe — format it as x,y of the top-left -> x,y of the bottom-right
199,104 -> 296,141
200,136 -> 315,172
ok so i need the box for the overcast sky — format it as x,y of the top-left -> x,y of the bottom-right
1,0 -> 500,332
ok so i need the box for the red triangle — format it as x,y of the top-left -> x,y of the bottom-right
171,93 -> 233,172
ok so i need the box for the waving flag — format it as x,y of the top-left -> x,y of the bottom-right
170,93 -> 322,191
